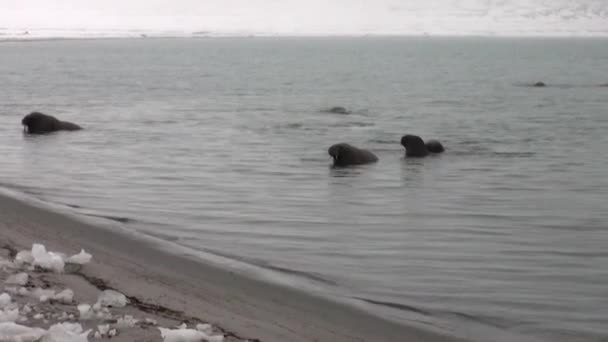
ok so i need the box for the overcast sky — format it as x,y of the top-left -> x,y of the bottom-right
1,0 -> 607,35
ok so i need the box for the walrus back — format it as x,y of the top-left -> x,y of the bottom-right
58,121 -> 82,131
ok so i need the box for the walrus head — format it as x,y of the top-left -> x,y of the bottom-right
22,112 -> 57,134
328,143 -> 378,166
328,143 -> 347,163
401,134 -> 429,157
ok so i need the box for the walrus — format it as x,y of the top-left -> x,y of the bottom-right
328,143 -> 378,167
401,135 -> 445,157
323,106 -> 351,115
533,81 -> 546,87
22,112 -> 82,134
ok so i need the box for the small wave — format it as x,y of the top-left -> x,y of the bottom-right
141,120 -> 179,125
328,122 -> 374,128
199,248 -> 337,286
262,264 -> 338,286
515,82 -> 603,89
492,151 -> 536,158
354,297 -> 430,316
84,213 -> 135,224
368,139 -> 398,145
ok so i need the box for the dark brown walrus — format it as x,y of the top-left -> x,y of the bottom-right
328,143 -> 378,167
400,135 -> 445,157
22,112 -> 82,134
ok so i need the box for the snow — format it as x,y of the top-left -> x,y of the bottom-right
5,273 -> 29,286
1,0 -> 608,37
96,290 -> 127,308
66,250 -> 92,265
0,322 -> 45,342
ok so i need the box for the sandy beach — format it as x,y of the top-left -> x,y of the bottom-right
0,191 -> 465,342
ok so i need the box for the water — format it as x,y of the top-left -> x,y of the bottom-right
1,37 -> 608,341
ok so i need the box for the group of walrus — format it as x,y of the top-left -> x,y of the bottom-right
328,135 -> 444,167
21,111 -> 443,167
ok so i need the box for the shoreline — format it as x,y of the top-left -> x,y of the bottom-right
0,189 -> 466,342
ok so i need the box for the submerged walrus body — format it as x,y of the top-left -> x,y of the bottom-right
22,112 -> 82,134
328,143 -> 378,167
401,135 -> 445,157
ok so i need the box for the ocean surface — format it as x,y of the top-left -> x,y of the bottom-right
1,37 -> 607,341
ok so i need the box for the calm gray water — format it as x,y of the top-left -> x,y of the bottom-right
1,37 -> 607,341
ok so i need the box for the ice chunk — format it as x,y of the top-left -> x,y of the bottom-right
54,289 -> 74,304
14,251 -> 33,266
96,290 -> 127,308
108,329 -> 116,337
33,313 -> 44,320
97,324 -> 109,336
42,322 -> 91,342
3,287 -> 17,295
6,273 -> 29,286
94,308 -> 112,320
0,322 -> 45,341
66,250 -> 92,265
0,258 -> 14,269
18,288 -> 29,296
32,288 -> 56,303
159,327 -> 224,342
31,244 -> 65,273
196,323 -> 213,335
21,305 -> 32,315
77,304 -> 93,320
159,327 -> 206,342
145,318 -> 158,325
116,315 -> 138,328
0,293 -> 11,308
0,308 -> 20,323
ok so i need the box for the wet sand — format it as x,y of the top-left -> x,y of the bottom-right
0,191 -> 465,342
